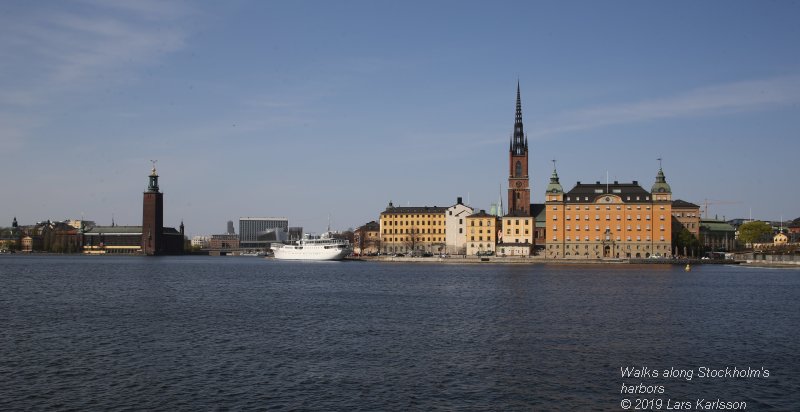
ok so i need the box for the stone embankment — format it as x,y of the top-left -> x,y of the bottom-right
349,256 -> 734,265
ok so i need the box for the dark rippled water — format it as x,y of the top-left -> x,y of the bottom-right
1,256 -> 798,410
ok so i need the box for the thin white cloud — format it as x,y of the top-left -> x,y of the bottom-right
0,2 -> 193,151
0,2 -> 191,106
76,0 -> 191,21
533,74 -> 800,137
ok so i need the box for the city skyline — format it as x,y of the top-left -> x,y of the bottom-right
2,1 -> 799,236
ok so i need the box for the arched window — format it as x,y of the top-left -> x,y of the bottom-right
515,161 -> 522,177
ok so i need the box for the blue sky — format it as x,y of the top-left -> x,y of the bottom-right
2,1 -> 799,236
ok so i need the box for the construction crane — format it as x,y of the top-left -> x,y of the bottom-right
697,199 -> 742,219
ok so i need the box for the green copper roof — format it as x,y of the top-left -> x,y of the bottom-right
546,168 -> 563,194
651,168 -> 671,193
700,219 -> 736,232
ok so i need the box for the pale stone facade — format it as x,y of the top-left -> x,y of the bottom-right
445,197 -> 473,255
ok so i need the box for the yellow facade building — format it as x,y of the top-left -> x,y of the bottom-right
498,215 -> 535,256
466,210 -> 498,255
545,167 -> 673,259
379,202 -> 447,255
353,221 -> 381,255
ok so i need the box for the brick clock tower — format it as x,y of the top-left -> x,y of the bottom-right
508,82 -> 531,215
142,162 -> 164,255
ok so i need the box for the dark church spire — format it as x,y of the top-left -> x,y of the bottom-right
512,81 -> 527,155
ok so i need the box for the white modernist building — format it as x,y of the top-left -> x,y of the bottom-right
239,217 -> 289,250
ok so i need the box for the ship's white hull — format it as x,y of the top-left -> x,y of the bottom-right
272,245 -> 351,261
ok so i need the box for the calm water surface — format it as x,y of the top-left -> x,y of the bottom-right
1,256 -> 798,410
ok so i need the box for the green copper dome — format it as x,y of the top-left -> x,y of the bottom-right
546,168 -> 563,193
651,168 -> 671,193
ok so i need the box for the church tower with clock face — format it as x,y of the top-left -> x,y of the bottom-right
508,82 -> 531,215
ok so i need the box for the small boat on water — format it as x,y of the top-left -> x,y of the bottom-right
272,233 -> 351,261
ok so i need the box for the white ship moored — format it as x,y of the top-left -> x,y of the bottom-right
272,233 -> 351,261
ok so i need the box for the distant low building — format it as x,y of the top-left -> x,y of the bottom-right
67,219 -> 95,230
789,223 -> 800,243
353,221 -> 380,255
699,219 -> 737,251
0,217 -> 21,251
209,234 -> 239,250
21,235 -> 43,252
83,226 -> 143,254
191,235 -> 210,248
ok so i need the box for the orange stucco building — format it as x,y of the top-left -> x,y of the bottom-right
544,167 -> 673,259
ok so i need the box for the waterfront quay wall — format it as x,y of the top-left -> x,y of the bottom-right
734,252 -> 800,267
352,256 -> 716,265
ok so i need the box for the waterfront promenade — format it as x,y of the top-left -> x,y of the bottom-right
352,255 -> 723,265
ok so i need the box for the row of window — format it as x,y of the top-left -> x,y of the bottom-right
558,214 -> 656,221
553,235 -> 666,241
384,237 -> 444,242
553,205 -> 667,211
554,251 -> 666,258
562,195 -> 654,202
549,244 -> 664,250
383,214 -> 442,219
383,228 -> 444,234
557,224 -> 665,231
383,220 -> 444,226
502,239 -> 530,244
469,220 -> 493,227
